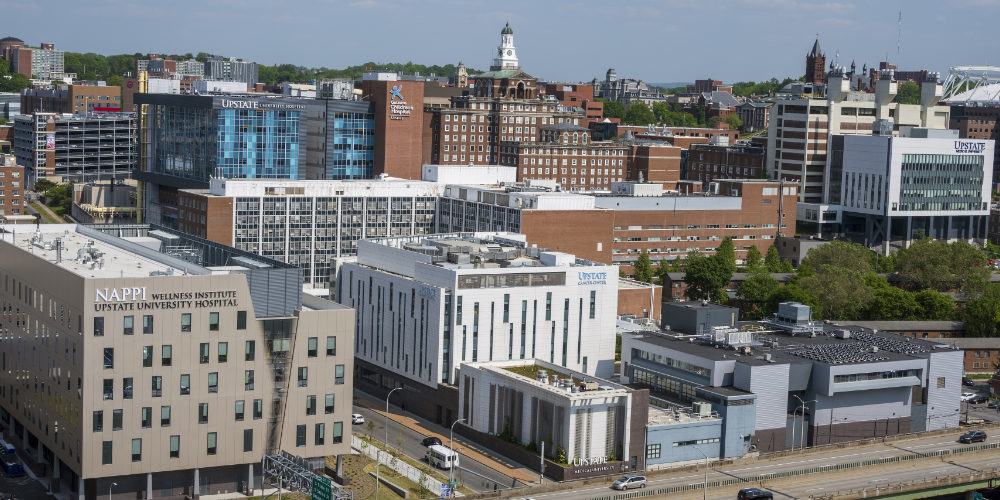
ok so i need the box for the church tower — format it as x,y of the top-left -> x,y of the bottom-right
456,61 -> 468,88
491,22 -> 519,71
805,36 -> 826,85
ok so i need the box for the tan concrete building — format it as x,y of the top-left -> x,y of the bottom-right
0,224 -> 353,499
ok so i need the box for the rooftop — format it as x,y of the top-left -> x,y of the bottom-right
468,359 -> 630,398
374,232 -> 593,270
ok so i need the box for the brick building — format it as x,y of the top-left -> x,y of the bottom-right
542,82 -> 603,120
0,154 -> 26,221
689,79 -> 733,94
685,142 -> 766,184
736,101 -> 771,133
424,23 -> 587,167
805,37 -> 825,86
626,142 -> 681,188
360,74 -> 425,179
499,122 -> 629,190
949,103 -> 1000,184
662,272 -> 795,301
21,84 -> 122,114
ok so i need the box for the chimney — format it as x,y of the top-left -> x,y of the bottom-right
874,70 -> 897,125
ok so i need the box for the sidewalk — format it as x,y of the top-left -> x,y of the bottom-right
354,392 -> 539,485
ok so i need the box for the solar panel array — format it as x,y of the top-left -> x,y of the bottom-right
788,343 -> 890,365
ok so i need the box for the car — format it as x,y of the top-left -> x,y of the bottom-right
963,377 -> 976,387
611,475 -> 647,490
421,436 -> 443,447
961,392 -> 978,402
738,488 -> 774,500
351,413 -> 365,425
959,430 -> 988,444
0,458 -> 24,478
969,394 -> 989,405
987,400 -> 1000,409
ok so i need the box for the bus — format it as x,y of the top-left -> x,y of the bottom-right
425,444 -> 460,470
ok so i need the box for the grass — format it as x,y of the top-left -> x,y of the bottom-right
504,363 -> 582,386
356,434 -> 475,496
28,201 -> 60,224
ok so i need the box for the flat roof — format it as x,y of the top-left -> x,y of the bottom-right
831,320 -> 964,331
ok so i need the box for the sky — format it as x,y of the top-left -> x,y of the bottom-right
2,0 -> 999,84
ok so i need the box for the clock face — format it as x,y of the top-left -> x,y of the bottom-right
506,50 -> 513,56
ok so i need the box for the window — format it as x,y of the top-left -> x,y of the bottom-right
131,438 -> 142,462
297,367 -> 308,387
589,290 -> 596,319
306,395 -> 316,415
646,443 -> 661,459
142,315 -> 153,334
937,377 -> 946,389
243,429 -> 253,452
180,374 -> 190,395
245,370 -> 255,390
332,421 -> 343,444
208,372 -> 218,393
253,399 -> 263,420
103,379 -> 113,400
245,340 -> 256,361
94,317 -> 104,336
295,425 -> 306,447
112,409 -> 123,430
198,403 -> 209,424
236,310 -> 247,330
209,312 -> 220,331
169,435 -> 180,458
674,438 -> 720,447
151,376 -> 162,397
326,336 -> 336,356
123,315 -> 134,335
161,345 -> 172,366
180,313 -> 191,333
103,348 -> 114,369
141,407 -> 152,428
235,400 -> 245,421
218,342 -> 228,363
307,337 -> 318,357
161,405 -> 171,427
92,410 -> 103,432
335,365 -> 345,385
142,346 -> 153,367
199,343 -> 209,363
102,441 -> 112,464
315,423 -> 326,445
324,394 -> 335,414
207,432 -> 217,455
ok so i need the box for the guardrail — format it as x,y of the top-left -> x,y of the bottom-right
352,435 -> 459,497
814,466 -> 1000,499
584,441 -> 1000,500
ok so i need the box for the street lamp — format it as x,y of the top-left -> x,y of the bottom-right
449,418 -> 467,489
108,482 -> 117,500
376,386 -> 403,500
693,448 -> 709,500
791,395 -> 818,451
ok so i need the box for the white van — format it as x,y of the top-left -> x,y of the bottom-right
425,444 -> 460,470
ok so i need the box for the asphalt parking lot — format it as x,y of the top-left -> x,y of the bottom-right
0,471 -> 51,500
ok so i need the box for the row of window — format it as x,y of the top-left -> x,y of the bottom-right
93,311 -> 247,336
100,365 -> 346,400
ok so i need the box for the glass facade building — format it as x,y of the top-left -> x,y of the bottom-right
217,108 -> 302,179
326,100 -> 375,179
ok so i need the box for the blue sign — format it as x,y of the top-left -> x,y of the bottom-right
390,85 -> 404,101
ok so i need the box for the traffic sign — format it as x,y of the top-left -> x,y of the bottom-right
312,476 -> 332,500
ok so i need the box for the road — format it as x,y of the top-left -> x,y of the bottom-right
351,390 -> 525,494
527,428 -> 1000,500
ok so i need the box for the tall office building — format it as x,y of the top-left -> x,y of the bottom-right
0,224 -> 354,498
203,57 -> 258,89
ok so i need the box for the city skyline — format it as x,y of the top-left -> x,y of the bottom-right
2,0 -> 998,83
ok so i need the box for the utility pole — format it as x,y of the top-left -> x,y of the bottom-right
539,441 -> 545,484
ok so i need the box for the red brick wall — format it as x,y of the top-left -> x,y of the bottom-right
363,79 -> 425,180
520,210 -> 614,264
618,284 -> 662,321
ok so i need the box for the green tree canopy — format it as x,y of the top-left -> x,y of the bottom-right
633,252 -> 654,283
744,246 -> 764,270
893,81 -> 920,105
913,289 -> 956,320
892,238 -> 988,292
737,268 -> 779,319
722,113 -> 743,130
799,241 -> 876,276
863,275 -> 922,320
715,237 -> 737,276
765,284 -> 818,317
961,283 -> 1000,337
623,102 -> 655,125
796,265 -> 872,320
764,246 -> 794,273
602,100 -> 625,120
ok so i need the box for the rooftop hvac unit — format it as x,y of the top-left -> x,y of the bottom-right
834,329 -> 851,339
693,401 -> 712,417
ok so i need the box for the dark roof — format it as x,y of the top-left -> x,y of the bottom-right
501,22 -> 513,35
810,37 -> 823,57
476,69 -> 533,80
0,37 -> 23,43
541,122 -> 589,132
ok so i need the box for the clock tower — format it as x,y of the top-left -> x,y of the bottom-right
491,22 -> 519,71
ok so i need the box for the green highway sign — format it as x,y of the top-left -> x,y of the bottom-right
312,476 -> 332,500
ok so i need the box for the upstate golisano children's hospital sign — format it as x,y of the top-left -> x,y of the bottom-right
94,287 -> 238,312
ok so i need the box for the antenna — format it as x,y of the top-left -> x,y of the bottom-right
896,9 -> 902,60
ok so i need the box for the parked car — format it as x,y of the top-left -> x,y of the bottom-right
961,392 -> 978,402
0,458 -> 24,478
969,394 -> 989,405
738,488 -> 774,500
959,430 -> 988,444
421,436 -> 443,447
987,400 -> 1000,409
611,475 -> 647,490
963,377 -> 976,387
351,413 -> 365,425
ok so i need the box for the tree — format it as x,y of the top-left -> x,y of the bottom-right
737,268 -> 779,319
722,113 -> 743,131
633,252 -> 653,283
799,241 -> 875,276
602,100 -> 625,119
893,238 -> 988,292
961,284 -> 1000,337
764,246 -> 793,273
744,246 -> 763,270
623,102 -> 655,125
684,249 -> 734,303
894,81 -> 920,105
864,276 -> 922,320
715,237 -> 737,276
914,289 -> 956,320
796,265 -> 872,320
765,284 -> 818,317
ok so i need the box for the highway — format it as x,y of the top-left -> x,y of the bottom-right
351,390 -> 529,494
526,429 -> 1000,499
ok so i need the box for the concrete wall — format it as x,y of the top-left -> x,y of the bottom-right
646,418 -> 722,467
734,362 -> 790,452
